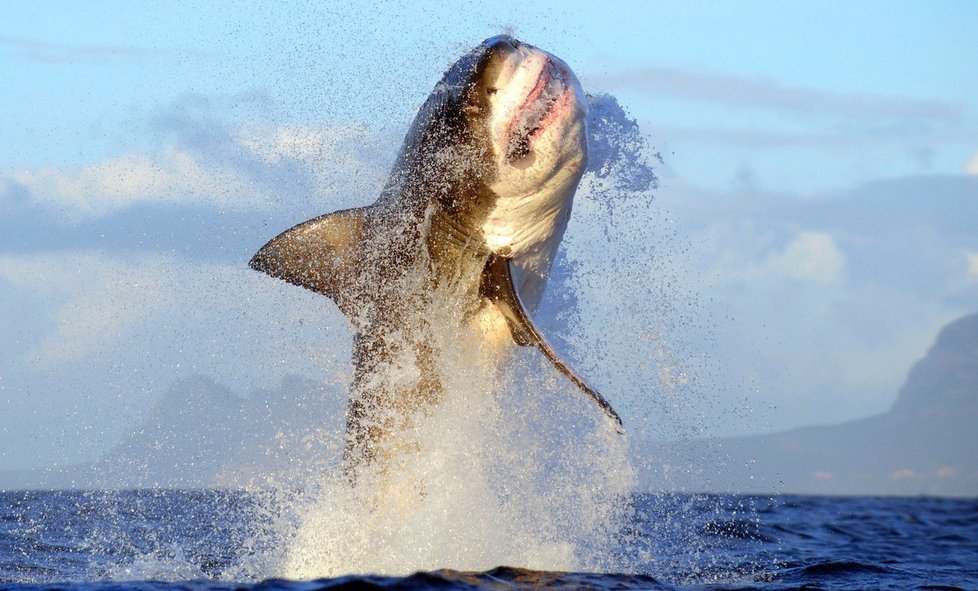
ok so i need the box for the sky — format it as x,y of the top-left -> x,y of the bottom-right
2,1 -> 977,473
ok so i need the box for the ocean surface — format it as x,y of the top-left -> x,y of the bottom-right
1,490 -> 975,590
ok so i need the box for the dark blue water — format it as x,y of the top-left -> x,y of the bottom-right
0,490 -> 975,590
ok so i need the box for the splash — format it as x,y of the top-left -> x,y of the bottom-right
229,93 -> 658,579
259,271 -> 636,577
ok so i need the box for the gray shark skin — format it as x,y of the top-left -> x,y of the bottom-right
250,36 -> 622,472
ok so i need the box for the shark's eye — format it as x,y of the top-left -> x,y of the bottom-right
487,87 -> 498,96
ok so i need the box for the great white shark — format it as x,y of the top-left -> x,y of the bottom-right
250,35 -> 622,472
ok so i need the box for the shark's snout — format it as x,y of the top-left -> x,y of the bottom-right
482,35 -> 522,53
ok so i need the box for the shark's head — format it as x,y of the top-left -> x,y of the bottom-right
465,35 -> 589,194
400,36 -> 589,257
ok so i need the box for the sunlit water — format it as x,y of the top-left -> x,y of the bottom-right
271,348 -> 634,578
2,490 -> 976,589
226,93 -> 654,579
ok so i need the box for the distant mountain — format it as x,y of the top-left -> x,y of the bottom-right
646,313 -> 978,496
2,375 -> 347,490
891,312 -> 978,418
5,315 -> 976,495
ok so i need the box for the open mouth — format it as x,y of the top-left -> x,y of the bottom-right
505,59 -> 568,162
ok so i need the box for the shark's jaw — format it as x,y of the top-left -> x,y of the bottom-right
473,37 -> 589,282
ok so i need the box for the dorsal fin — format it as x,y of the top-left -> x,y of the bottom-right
249,206 -> 371,316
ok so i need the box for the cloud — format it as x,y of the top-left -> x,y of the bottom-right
697,227 -> 847,290
0,249 -> 351,470
3,85 -> 977,464
967,254 -> 978,282
735,231 -> 847,286
3,119 -> 391,220
0,185 -> 271,259
599,70 -> 978,192
8,145 -> 270,218
655,124 -> 978,152
0,252 -> 170,366
642,172 -> 978,432
0,250 -> 344,379
769,232 -> 846,285
967,151 -> 978,175
0,36 -> 158,64
597,65 -> 966,128
234,122 -> 392,199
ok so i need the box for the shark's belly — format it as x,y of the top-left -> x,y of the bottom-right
481,154 -> 582,301
481,187 -> 565,254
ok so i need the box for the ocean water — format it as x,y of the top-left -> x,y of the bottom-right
1,489 -> 975,590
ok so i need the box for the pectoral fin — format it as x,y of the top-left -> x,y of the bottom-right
249,206 -> 370,316
480,255 -> 624,433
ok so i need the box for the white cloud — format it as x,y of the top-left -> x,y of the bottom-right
0,251 -> 345,376
967,151 -> 978,175
3,123 -> 393,220
966,253 -> 978,282
0,35 -> 158,64
644,174 -> 978,430
769,231 -> 847,285
0,252 -> 169,365
238,124 -> 368,164
710,230 -> 847,287
0,249 -> 352,470
235,123 -> 391,205
8,145 -> 269,218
